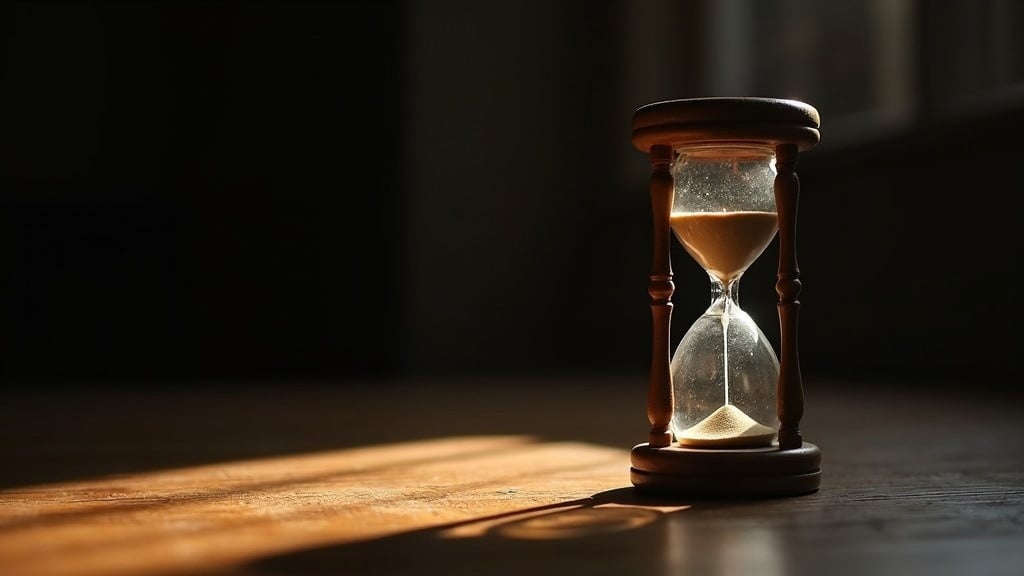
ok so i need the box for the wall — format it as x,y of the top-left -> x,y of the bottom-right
4,0 -> 1022,386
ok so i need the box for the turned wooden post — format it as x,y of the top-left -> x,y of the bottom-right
774,142 -> 804,450
646,144 -> 675,448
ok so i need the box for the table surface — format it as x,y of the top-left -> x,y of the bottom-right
2,376 -> 1023,576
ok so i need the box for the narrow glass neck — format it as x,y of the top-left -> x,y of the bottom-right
707,273 -> 740,315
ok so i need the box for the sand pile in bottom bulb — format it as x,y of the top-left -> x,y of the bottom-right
677,404 -> 775,448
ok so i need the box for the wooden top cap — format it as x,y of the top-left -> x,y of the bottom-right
631,97 -> 820,153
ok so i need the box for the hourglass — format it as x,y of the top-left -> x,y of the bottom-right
630,97 -> 822,498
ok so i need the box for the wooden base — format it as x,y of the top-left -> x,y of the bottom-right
630,441 -> 821,499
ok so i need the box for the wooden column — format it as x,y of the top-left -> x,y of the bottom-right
647,144 -> 674,448
774,142 -> 804,450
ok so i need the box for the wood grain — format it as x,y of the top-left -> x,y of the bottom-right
2,379 -> 1023,576
0,435 -> 630,576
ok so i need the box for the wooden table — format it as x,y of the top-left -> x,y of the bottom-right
3,377 -> 1023,576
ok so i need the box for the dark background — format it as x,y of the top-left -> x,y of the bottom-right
4,0 -> 1023,388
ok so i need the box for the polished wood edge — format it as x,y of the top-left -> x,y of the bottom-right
630,442 -> 822,478
632,97 -> 820,131
630,467 -> 821,499
632,124 -> 820,153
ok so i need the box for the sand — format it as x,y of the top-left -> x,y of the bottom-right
676,404 -> 775,448
669,211 -> 778,285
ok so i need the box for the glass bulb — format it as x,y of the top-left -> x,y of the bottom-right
668,145 -> 780,448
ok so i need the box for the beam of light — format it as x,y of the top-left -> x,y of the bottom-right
0,435 -> 689,576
